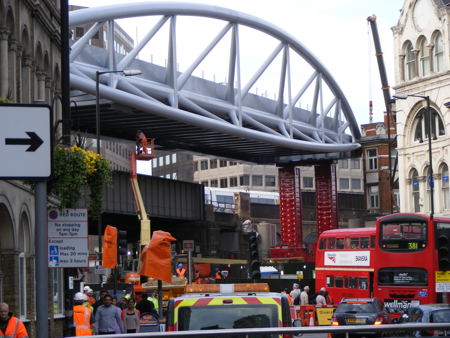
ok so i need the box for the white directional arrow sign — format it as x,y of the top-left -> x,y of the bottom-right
0,104 -> 52,179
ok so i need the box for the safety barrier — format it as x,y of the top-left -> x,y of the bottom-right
71,322 -> 450,337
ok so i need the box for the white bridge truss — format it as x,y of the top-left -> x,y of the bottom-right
69,2 -> 361,163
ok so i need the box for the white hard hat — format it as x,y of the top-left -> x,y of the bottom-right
74,292 -> 87,301
83,286 -> 93,293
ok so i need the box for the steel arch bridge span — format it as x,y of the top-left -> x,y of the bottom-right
69,2 -> 361,164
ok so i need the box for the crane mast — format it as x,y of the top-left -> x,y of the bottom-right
367,15 -> 396,213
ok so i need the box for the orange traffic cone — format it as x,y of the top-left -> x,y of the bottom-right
309,314 -> 315,326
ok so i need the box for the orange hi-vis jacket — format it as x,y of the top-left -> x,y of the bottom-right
0,316 -> 29,338
176,267 -> 186,278
215,271 -> 222,279
73,305 -> 92,336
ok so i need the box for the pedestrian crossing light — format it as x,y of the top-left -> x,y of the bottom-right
118,230 -> 128,256
436,228 -> 450,271
248,232 -> 261,279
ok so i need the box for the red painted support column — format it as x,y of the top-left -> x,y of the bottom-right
270,166 -> 305,259
315,161 -> 338,234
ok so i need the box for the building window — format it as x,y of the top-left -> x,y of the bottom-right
339,178 -> 349,190
193,161 -> 198,171
413,108 -> 445,143
165,154 -> 171,165
442,164 -> 450,209
52,269 -> 63,315
165,174 -> 171,179
158,156 -> 164,166
405,41 -> 416,80
367,149 -> 377,170
210,159 -> 218,169
200,160 -> 208,170
252,175 -> 263,186
303,176 -> 313,188
220,178 -> 228,188
210,179 -> 218,187
219,160 -> 227,167
230,176 -> 238,187
434,32 -> 444,72
368,185 -> 379,209
338,159 -> 348,169
351,158 -> 360,169
75,26 -> 84,38
201,180 -> 208,186
419,38 -> 429,77
229,161 -> 237,166
265,175 -> 276,187
411,168 -> 420,212
240,175 -> 249,186
19,253 -> 26,318
351,179 -> 361,190
171,153 -> 177,164
172,172 -> 177,180
152,159 -> 158,168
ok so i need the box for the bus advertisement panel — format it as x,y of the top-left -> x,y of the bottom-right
316,227 -> 375,305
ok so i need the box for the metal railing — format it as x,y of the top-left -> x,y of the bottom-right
72,322 -> 450,337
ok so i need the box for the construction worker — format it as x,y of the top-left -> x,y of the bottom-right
215,267 -> 222,279
73,292 -> 94,336
176,263 -> 186,278
0,302 -> 28,338
135,130 -> 148,154
83,286 -> 96,307
147,291 -> 159,313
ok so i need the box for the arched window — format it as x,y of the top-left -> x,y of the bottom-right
412,107 -> 445,142
405,41 -> 416,80
411,169 -> 420,212
442,164 -> 450,210
433,32 -> 444,72
419,38 -> 429,77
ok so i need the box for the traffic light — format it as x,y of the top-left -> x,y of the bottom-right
437,229 -> 450,271
249,232 -> 261,279
118,230 -> 128,256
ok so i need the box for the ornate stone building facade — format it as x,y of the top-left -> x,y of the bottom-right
0,0 -> 64,335
393,0 -> 450,215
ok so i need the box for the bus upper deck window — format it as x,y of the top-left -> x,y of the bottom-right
350,238 -> 359,249
328,238 -> 335,249
336,238 -> 344,249
370,236 -> 375,248
360,237 -> 369,249
319,238 -> 326,250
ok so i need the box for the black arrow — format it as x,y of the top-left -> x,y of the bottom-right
5,132 -> 44,152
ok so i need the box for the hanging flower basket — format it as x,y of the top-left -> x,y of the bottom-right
49,145 -> 112,219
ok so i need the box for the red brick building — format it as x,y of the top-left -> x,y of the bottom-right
360,112 -> 398,219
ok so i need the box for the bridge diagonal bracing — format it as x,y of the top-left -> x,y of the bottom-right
69,2 -> 361,164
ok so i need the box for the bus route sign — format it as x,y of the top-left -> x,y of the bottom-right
435,271 -> 450,292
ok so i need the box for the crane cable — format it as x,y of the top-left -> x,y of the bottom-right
367,20 -> 373,123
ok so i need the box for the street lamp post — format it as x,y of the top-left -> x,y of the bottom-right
95,69 -> 142,264
394,93 -> 434,219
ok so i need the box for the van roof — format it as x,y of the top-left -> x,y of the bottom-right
176,292 -> 283,299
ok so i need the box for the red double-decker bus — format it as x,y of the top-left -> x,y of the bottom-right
374,213 -> 450,311
315,227 -> 376,305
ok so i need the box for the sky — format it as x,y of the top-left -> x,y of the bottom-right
70,0 -> 405,127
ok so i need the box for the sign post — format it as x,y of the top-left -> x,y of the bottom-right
1,104 -> 52,338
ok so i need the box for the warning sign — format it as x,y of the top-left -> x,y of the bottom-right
436,271 -> 450,292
